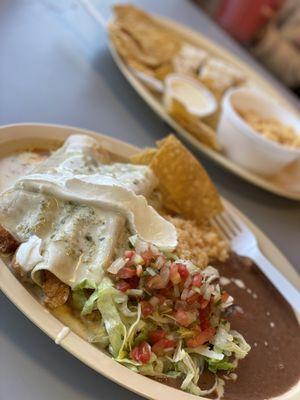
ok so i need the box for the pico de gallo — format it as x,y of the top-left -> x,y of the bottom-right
72,235 -> 250,397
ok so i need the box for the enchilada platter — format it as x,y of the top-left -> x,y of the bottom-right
106,5 -> 300,201
0,123 -> 299,400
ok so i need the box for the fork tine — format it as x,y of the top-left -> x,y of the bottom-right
211,218 -> 228,241
224,208 -> 244,233
221,212 -> 240,235
214,214 -> 233,240
220,213 -> 237,238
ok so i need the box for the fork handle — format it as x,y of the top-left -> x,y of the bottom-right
250,248 -> 300,314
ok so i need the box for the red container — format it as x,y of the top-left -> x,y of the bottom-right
215,0 -> 284,44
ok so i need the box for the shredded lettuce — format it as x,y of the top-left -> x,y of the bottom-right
213,327 -> 251,359
133,326 -> 150,346
186,377 -> 219,397
71,279 -> 97,311
123,303 -> 141,352
88,328 -> 110,347
170,341 -> 199,390
88,278 -> 127,357
72,279 -> 97,291
207,356 -> 235,373
188,345 -> 224,360
138,354 -> 165,376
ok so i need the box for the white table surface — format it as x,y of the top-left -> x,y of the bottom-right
0,1 -> 299,399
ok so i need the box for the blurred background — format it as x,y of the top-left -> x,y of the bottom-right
193,0 -> 300,98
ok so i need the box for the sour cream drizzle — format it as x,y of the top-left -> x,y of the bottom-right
15,169 -> 177,251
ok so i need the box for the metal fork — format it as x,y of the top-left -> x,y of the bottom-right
213,208 -> 300,314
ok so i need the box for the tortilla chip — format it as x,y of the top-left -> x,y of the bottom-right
198,77 -> 224,101
132,135 -> 223,222
167,99 -> 220,151
130,147 -> 157,165
110,5 -> 181,69
154,63 -> 174,81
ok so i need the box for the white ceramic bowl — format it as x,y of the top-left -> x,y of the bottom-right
164,73 -> 217,118
217,88 -> 300,177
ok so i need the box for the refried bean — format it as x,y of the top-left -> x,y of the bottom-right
216,254 -> 300,400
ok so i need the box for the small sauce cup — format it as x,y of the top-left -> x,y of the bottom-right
164,73 -> 217,118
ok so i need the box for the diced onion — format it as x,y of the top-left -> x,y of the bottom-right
107,257 -> 127,274
149,296 -> 160,307
159,264 -> 170,287
173,285 -> 180,298
146,267 -> 157,276
187,289 -> 195,299
126,289 -> 143,297
181,288 -> 189,301
184,275 -> 192,288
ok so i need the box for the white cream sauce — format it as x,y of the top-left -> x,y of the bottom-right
17,173 -> 177,251
0,151 -> 47,193
171,80 -> 210,110
15,235 -> 43,272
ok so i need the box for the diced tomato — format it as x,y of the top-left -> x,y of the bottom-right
117,267 -> 136,279
116,280 -> 131,292
221,291 -> 229,303
192,273 -> 203,287
186,326 -> 215,348
199,298 -> 210,309
136,265 -> 143,277
201,318 -> 212,330
141,300 -> 154,317
198,303 -> 211,330
131,342 -> 152,364
157,294 -> 166,305
127,275 -> 139,289
158,281 -> 173,297
141,249 -> 154,265
170,264 -> 181,285
147,275 -> 163,290
177,264 -> 189,280
198,301 -> 210,319
186,292 -> 200,305
124,250 -> 135,259
152,338 -> 176,355
149,329 -> 166,344
124,251 -> 136,267
174,308 -> 196,327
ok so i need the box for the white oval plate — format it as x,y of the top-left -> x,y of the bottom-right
0,123 -> 299,400
107,14 -> 300,201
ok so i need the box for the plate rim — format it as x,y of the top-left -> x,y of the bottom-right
0,123 -> 299,400
107,15 -> 300,201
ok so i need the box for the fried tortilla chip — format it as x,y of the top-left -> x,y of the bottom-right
130,147 -> 157,166
166,99 -> 220,150
132,135 -> 223,222
154,62 -> 174,81
109,4 -> 181,77
130,147 -> 181,213
109,23 -> 163,71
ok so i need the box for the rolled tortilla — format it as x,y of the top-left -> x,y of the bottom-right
0,134 -> 177,288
